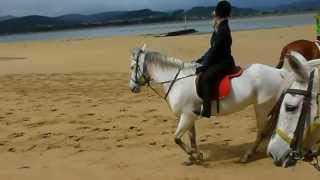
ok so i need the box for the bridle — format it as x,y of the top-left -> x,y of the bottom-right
131,49 -> 151,86
272,70 -> 320,169
131,49 -> 195,101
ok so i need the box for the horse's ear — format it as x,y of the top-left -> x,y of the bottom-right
142,44 -> 147,51
286,51 -> 310,82
307,58 -> 320,68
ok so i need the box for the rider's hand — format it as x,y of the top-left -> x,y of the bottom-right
196,66 -> 205,74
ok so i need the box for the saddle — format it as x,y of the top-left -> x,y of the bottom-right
196,66 -> 243,112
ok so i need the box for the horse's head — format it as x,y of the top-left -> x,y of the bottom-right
129,44 -> 150,93
267,51 -> 320,168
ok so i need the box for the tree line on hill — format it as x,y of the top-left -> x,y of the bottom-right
0,0 -> 319,35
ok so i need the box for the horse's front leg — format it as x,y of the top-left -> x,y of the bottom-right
240,105 -> 273,163
240,129 -> 265,163
174,113 -> 201,165
187,124 -> 203,164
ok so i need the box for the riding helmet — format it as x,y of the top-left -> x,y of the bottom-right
215,0 -> 232,18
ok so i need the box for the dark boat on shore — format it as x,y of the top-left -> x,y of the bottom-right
154,28 -> 197,37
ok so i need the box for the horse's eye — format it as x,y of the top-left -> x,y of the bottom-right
285,104 -> 298,112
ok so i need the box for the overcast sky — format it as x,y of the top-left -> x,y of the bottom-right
0,0 -> 301,17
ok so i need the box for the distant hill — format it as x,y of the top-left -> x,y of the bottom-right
57,11 -> 128,23
185,6 -> 259,19
0,15 -> 16,21
0,1 -> 318,35
0,7 -> 262,35
0,15 -> 71,34
57,9 -> 167,23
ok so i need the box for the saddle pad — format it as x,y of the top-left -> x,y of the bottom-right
218,66 -> 243,99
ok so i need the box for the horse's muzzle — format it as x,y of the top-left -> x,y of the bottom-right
282,156 -> 298,168
269,150 -> 297,168
269,151 -> 282,167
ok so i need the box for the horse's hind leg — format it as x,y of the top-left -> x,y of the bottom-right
175,113 -> 201,164
240,104 -> 272,163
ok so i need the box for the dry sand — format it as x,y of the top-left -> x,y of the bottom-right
0,25 -> 319,180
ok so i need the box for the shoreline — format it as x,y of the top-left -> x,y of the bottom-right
0,24 -> 315,76
0,24 -> 314,45
0,12 -> 316,43
0,24 -> 315,45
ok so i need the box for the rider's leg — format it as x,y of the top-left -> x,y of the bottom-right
200,64 -> 230,117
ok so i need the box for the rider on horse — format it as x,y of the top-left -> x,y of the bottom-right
195,0 -> 236,118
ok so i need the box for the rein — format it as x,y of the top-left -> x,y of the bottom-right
147,64 -> 197,101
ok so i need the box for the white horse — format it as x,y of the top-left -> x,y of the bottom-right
267,52 -> 320,168
129,45 -> 295,164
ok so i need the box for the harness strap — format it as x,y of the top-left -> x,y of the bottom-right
286,89 -> 308,96
164,63 -> 184,99
290,70 -> 315,158
159,74 -> 195,84
276,128 -> 293,144
147,73 -> 196,100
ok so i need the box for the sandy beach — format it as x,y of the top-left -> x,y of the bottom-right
0,25 -> 319,180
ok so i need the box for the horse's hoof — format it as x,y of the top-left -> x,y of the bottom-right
191,152 -> 205,165
191,152 -> 204,161
239,155 -> 250,163
239,157 -> 249,164
182,160 -> 194,166
197,152 -> 204,162
238,159 -> 248,163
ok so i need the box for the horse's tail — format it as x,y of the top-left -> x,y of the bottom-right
276,46 -> 288,69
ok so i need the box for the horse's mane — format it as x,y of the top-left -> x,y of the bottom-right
143,50 -> 196,74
